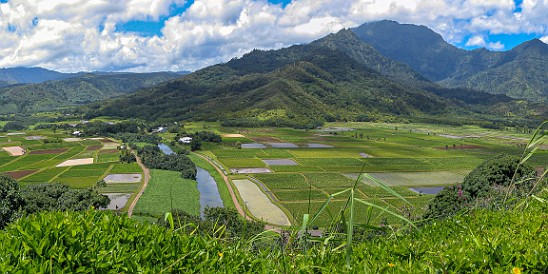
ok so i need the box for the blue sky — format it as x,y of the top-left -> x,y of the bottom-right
115,0 -> 293,37
0,0 -> 546,72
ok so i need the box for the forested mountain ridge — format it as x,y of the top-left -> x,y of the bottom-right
311,29 -> 428,84
85,39 -> 546,127
0,72 -> 180,114
87,44 -> 459,126
352,20 -> 548,102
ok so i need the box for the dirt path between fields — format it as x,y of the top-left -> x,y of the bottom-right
193,153 -> 250,221
127,152 -> 151,217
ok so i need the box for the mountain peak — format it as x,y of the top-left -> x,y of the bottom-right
512,38 -> 548,52
352,20 -> 461,81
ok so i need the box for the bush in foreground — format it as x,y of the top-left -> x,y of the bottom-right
1,205 -> 547,272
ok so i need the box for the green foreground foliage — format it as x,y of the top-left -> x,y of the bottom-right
0,174 -> 109,229
0,204 -> 547,273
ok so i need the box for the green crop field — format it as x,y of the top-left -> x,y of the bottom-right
197,122 -> 543,227
218,157 -> 266,168
0,131 -> 123,192
110,162 -> 142,173
1,120 -> 543,228
133,169 -> 200,217
98,183 -> 141,194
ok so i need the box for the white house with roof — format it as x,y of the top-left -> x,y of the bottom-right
179,137 -> 192,144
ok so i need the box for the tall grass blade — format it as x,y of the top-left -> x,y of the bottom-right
309,189 -> 349,225
506,121 -> 547,203
354,198 -> 418,229
164,212 -> 174,230
299,213 -> 309,239
345,189 -> 355,267
361,173 -> 412,206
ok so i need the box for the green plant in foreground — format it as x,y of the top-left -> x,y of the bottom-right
2,204 -> 547,272
299,163 -> 417,267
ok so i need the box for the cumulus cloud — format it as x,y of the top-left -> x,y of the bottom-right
0,0 -> 547,72
465,35 -> 486,47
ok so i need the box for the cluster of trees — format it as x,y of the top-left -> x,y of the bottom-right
423,154 -> 540,219
137,145 -> 196,180
0,174 -> 109,229
158,207 -> 264,239
80,121 -> 140,136
119,149 -> 136,163
174,131 -> 222,143
0,121 -> 26,132
221,117 -> 324,129
115,132 -> 161,144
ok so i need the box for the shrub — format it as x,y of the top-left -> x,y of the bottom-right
424,154 -> 537,219
462,154 -> 534,198
0,174 -> 24,229
21,183 -> 110,213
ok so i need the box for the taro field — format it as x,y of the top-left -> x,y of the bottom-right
189,121 -> 547,227
0,131 -> 143,206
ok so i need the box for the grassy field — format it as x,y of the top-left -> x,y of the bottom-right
132,169 -> 200,217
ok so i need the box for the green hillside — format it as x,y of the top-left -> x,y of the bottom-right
87,44 -> 459,126
0,72 -> 180,114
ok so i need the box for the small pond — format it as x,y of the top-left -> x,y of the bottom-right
241,143 -> 267,149
103,193 -> 132,210
409,187 -> 445,195
269,142 -> 298,148
307,143 -> 334,148
158,143 -> 175,155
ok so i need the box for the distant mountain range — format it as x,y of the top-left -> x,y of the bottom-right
1,21 -> 546,126
353,20 -> 548,102
0,67 -> 75,84
0,72 -> 181,114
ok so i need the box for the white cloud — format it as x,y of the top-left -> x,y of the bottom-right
540,36 -> 548,44
0,0 -> 547,72
486,41 -> 505,50
465,35 -> 486,47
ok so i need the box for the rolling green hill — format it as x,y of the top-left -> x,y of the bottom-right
353,20 -> 548,102
0,72 -> 180,114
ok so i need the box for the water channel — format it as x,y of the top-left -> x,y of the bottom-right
158,143 -> 224,217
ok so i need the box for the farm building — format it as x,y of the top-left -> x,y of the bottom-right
179,137 -> 192,143
153,127 -> 167,133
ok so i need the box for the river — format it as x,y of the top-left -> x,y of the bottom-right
158,143 -> 224,217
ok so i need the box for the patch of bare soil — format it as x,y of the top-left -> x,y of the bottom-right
222,134 -> 246,138
86,145 -> 103,151
5,170 -> 37,179
56,158 -> 94,167
2,146 -> 25,156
